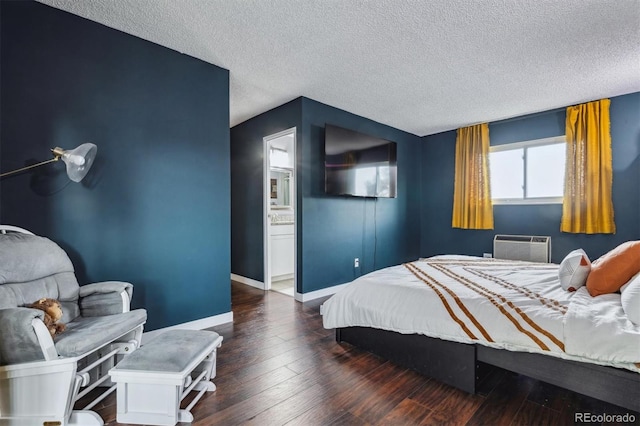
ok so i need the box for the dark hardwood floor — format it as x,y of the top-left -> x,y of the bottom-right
94,281 -> 639,425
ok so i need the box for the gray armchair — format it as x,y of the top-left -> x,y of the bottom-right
0,228 -> 147,425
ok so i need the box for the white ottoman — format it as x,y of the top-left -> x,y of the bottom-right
109,329 -> 223,426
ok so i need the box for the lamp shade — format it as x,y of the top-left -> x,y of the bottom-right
59,143 -> 97,182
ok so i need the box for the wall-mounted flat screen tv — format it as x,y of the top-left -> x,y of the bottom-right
324,124 -> 397,198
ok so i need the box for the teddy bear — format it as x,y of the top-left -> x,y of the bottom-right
28,298 -> 66,338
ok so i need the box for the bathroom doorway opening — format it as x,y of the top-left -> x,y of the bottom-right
263,128 -> 296,297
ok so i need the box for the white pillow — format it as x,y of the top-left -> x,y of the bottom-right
621,272 -> 640,325
559,249 -> 591,292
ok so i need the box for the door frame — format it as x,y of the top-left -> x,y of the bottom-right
263,127 -> 297,293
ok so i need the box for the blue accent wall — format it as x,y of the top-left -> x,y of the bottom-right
230,97 -> 422,293
0,1 -> 231,331
300,98 -> 421,292
421,92 -> 640,263
230,99 -> 302,283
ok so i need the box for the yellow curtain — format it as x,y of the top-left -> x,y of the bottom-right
452,123 -> 494,229
561,99 -> 615,234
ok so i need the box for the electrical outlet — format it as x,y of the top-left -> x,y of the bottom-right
483,253 -> 493,258
354,258 -> 360,268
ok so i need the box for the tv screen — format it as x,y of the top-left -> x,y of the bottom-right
324,124 -> 397,198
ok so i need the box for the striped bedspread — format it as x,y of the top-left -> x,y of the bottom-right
321,255 -> 640,372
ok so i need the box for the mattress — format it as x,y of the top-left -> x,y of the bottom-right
321,255 -> 640,372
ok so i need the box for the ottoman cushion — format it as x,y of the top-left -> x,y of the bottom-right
116,330 -> 220,373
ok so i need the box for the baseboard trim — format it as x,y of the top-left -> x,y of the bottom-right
231,273 -> 265,290
142,311 -> 234,344
294,283 -> 349,303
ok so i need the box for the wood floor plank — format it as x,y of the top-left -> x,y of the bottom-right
378,398 -> 432,425
286,341 -> 381,377
192,365 -> 300,417
409,378 -> 456,408
217,339 -> 299,375
285,357 -> 397,425
193,373 -> 316,425
511,400 -> 564,426
225,343 -> 313,382
420,387 -> 485,426
349,368 -> 428,424
242,383 -> 328,425
329,411 -> 371,426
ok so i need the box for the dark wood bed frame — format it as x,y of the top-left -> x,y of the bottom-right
336,326 -> 640,412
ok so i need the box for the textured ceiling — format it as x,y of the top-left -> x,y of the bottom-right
38,0 -> 640,136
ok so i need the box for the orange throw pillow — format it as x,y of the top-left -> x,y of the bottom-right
586,241 -> 640,297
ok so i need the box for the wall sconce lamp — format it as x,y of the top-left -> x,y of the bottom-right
0,143 -> 97,182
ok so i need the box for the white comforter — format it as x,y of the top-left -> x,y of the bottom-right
321,255 -> 640,371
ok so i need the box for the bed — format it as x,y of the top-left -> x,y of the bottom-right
321,255 -> 640,412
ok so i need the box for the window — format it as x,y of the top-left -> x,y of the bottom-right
489,136 -> 566,204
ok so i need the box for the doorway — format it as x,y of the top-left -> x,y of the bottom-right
263,128 -> 296,297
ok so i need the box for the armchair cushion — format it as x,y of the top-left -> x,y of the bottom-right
0,308 -> 47,365
54,309 -> 147,357
0,233 -> 81,323
79,281 -> 133,300
79,281 -> 133,317
0,233 -> 72,284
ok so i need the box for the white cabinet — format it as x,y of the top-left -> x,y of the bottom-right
271,224 -> 294,280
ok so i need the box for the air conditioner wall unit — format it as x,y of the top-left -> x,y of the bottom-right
493,235 -> 551,263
